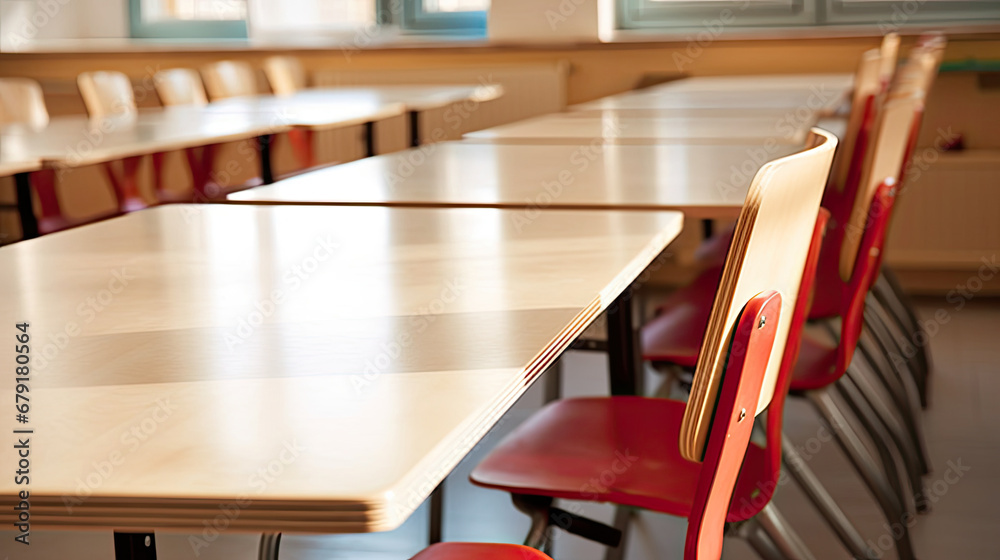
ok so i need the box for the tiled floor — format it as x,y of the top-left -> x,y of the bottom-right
4,297 -> 999,559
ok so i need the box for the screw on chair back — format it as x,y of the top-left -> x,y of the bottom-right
154,68 -> 208,107
77,71 -> 137,118
200,60 -> 259,101
681,128 -> 838,463
263,56 -> 307,96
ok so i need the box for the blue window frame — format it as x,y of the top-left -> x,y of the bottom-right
400,0 -> 489,35
130,0 -> 248,39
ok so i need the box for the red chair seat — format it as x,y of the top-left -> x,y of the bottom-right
788,335 -> 839,392
412,543 -> 551,559
471,397 -> 772,523
640,266 -> 720,366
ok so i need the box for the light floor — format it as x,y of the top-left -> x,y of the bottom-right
3,297 -> 999,560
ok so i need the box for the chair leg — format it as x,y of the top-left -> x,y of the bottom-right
603,506 -> 632,560
859,317 -> 932,476
783,434 -> 876,560
866,295 -> 926,389
740,518 -> 787,560
755,503 -> 818,560
874,270 -> 931,407
838,373 -> 927,515
805,389 -> 917,560
513,494 -> 553,550
258,533 -> 281,560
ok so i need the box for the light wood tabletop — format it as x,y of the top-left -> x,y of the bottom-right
206,92 -> 408,131
646,73 -> 854,94
228,141 -> 799,218
463,113 -> 814,145
0,155 -> 42,177
0,108 -> 289,167
571,86 -> 851,114
293,84 -> 503,112
0,204 -> 682,533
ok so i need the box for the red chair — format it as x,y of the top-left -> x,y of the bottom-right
466,130 -> 837,559
412,543 -> 552,559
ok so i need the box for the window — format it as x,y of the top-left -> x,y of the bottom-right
399,0 -> 490,34
618,0 -> 1000,30
130,0 -> 248,39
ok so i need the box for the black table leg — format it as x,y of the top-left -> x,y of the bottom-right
428,483 -> 444,544
606,289 -> 641,396
114,532 -> 156,560
702,218 -> 714,239
409,110 -> 421,148
258,134 -> 275,185
364,121 -> 376,158
14,172 -> 39,240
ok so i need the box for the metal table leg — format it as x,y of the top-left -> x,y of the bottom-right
14,172 -> 39,240
364,121 -> 376,158
606,289 -> 641,396
409,110 -> 421,148
113,532 -> 156,560
258,134 -> 275,184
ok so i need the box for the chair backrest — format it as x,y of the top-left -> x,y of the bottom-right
154,68 -> 208,107
77,71 -> 136,118
685,290 -> 782,560
829,49 -> 883,198
0,78 -> 49,127
879,32 -> 901,87
200,60 -> 258,101
681,128 -> 838,462
263,55 -> 307,96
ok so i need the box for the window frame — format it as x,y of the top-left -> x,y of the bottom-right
824,0 -> 1000,26
399,0 -> 488,35
129,0 -> 249,39
618,0 -> 819,30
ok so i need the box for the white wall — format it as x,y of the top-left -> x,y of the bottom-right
0,0 -> 128,51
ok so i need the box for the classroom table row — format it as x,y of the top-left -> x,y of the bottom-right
1,72 -> 853,560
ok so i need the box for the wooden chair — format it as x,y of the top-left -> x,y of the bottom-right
76,71 -> 148,212
469,129 -> 837,560
263,55 -> 307,96
0,77 -> 95,236
153,68 -> 208,107
200,60 -> 258,101
879,32 -> 901,87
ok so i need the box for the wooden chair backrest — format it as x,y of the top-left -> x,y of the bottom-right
263,56 -> 307,96
838,42 -> 943,281
154,68 -> 208,107
831,49 -> 883,195
77,71 -> 136,118
200,60 -> 258,101
879,32 -> 901,86
0,78 -> 49,127
681,128 -> 838,461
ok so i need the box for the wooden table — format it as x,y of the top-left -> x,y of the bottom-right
646,73 -> 854,94
571,86 -> 851,114
294,85 -> 503,147
0,204 -> 682,556
0,157 -> 43,239
463,112 -> 814,145
228,141 -> 799,219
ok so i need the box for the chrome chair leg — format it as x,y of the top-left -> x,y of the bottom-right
756,503 -> 818,560
782,434 -> 876,560
740,518 -> 788,560
806,389 -> 917,560
258,533 -> 281,560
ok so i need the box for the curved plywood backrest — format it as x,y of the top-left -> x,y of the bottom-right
0,78 -> 49,127
879,33 -> 901,87
154,68 -> 208,107
831,49 -> 883,195
263,56 -> 307,96
680,128 -> 838,461
200,60 -> 258,101
77,71 -> 136,118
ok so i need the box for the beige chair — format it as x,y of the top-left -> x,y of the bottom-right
76,71 -> 149,212
77,71 -> 137,118
879,32 -> 901,86
830,49 -> 884,196
153,68 -> 208,107
200,60 -> 258,101
263,55 -> 307,96
0,78 -> 117,236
